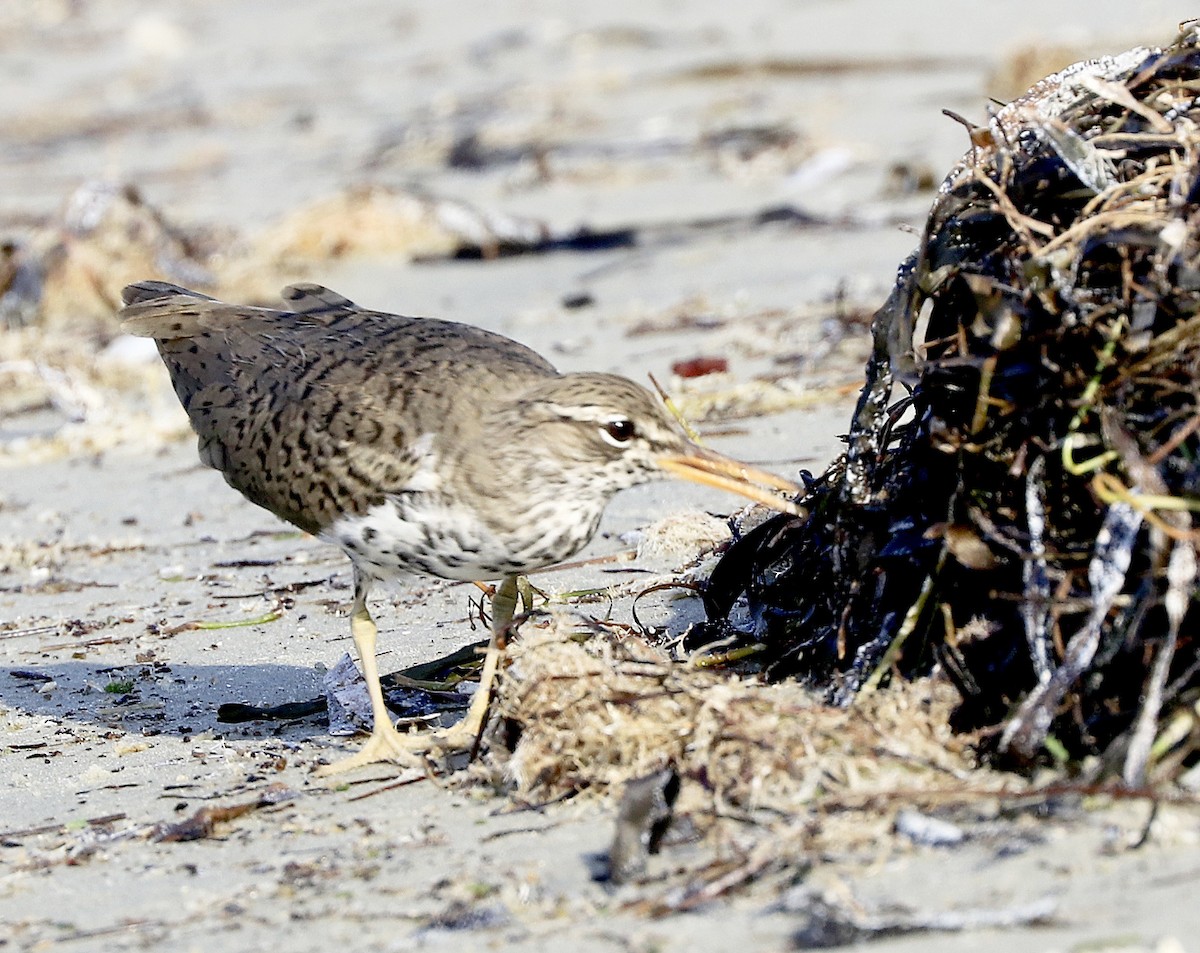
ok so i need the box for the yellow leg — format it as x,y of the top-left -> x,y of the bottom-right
315,572 -> 519,776
445,573 -> 517,742
316,571 -> 420,776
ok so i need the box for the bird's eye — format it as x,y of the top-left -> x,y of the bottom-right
600,418 -> 637,446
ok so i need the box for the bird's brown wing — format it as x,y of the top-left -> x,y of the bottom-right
120,282 -> 558,534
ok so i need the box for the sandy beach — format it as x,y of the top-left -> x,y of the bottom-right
3,2 -> 1200,950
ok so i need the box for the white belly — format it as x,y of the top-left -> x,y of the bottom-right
324,493 -> 603,582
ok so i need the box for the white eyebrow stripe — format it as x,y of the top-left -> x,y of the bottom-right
544,403 -> 631,425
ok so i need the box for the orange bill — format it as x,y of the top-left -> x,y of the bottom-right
657,446 -> 806,517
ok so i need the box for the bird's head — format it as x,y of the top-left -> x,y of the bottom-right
475,372 -> 803,515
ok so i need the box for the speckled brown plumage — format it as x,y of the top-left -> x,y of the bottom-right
122,281 -> 557,537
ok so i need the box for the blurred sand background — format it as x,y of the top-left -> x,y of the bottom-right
2,2 -> 1199,951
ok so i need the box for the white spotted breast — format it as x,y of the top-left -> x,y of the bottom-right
325,491 -> 606,582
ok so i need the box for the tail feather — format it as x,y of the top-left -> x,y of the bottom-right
119,280 -> 215,307
119,282 -> 222,339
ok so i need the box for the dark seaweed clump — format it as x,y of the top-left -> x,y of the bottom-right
696,26 -> 1200,781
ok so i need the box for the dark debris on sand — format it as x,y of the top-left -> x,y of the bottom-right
697,25 -> 1200,784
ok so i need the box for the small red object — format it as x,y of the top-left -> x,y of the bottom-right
671,356 -> 728,378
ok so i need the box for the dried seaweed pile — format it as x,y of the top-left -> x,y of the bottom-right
490,614 -> 986,843
699,27 -> 1200,780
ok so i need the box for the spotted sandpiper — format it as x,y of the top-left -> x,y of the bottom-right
121,281 -> 801,775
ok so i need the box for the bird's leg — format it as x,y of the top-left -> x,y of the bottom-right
493,572 -> 520,629
433,573 -> 518,747
316,570 -> 418,777
316,572 -> 520,776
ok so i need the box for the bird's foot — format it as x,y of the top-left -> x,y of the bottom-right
315,721 -> 428,777
314,713 -> 484,778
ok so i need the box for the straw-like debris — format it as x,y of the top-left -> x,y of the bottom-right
696,25 -> 1200,780
489,614 -> 998,858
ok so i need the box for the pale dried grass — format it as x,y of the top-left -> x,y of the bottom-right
489,613 -> 1016,853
